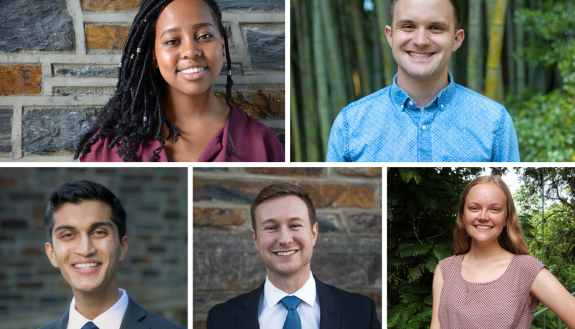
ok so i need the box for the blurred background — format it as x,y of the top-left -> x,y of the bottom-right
387,167 -> 575,328
290,0 -> 575,162
0,167 -> 188,329
192,167 -> 382,328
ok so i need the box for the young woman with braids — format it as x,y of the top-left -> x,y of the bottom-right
75,0 -> 285,162
430,176 -> 575,329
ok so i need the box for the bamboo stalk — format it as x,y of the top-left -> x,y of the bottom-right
515,0 -> 526,93
371,13 -> 383,91
295,0 -> 319,161
376,0 -> 394,86
289,19 -> 302,162
337,0 -> 356,101
505,1 -> 515,95
320,0 -> 347,117
485,0 -> 508,103
350,0 -> 371,96
467,0 -> 482,92
312,0 -> 331,157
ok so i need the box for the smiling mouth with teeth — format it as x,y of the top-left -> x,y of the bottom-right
408,52 -> 433,58
275,250 -> 297,256
179,67 -> 206,74
475,226 -> 493,230
74,263 -> 99,269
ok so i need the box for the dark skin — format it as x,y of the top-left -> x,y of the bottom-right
153,0 -> 229,162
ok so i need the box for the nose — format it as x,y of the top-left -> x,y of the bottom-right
75,234 -> 96,256
182,38 -> 202,59
412,27 -> 430,48
278,227 -> 294,245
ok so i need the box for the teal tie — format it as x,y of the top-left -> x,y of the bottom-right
280,296 -> 302,329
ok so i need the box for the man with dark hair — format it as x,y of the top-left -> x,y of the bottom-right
41,181 -> 184,329
327,0 -> 519,162
207,183 -> 380,329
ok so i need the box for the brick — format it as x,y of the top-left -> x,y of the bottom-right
0,178 -> 16,186
147,245 -> 166,253
17,282 -> 43,288
193,178 -> 269,203
22,249 -> 43,256
246,30 -> 285,71
245,168 -> 322,176
81,0 -> 140,11
215,90 -> 284,119
193,208 -> 247,227
53,86 -> 116,96
337,167 -> 382,177
54,65 -> 118,77
316,215 -> 339,232
1,220 -> 28,229
218,0 -> 284,11
22,107 -> 99,154
33,206 -> 45,220
301,184 -> 375,208
164,211 -> 181,220
0,0 -> 74,52
0,65 -> 42,96
0,108 -> 12,152
131,258 -> 152,265
349,213 -> 382,233
364,293 -> 383,307
85,25 -> 131,50
193,319 -> 207,329
0,235 -> 15,242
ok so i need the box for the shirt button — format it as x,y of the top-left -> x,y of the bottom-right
440,104 -> 444,108
400,105 -> 404,109
422,125 -> 427,130
409,101 -> 414,106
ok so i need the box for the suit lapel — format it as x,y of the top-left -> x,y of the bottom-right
315,276 -> 340,329
119,297 -> 148,329
54,308 -> 70,329
237,281 -> 264,329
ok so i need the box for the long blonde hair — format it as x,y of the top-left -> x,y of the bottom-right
454,176 -> 530,255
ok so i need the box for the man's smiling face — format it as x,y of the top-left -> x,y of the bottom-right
45,201 -> 128,296
385,0 -> 464,82
251,195 -> 318,281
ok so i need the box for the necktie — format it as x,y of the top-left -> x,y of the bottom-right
81,322 -> 99,329
280,296 -> 302,329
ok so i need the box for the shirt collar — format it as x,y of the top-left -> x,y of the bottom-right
263,271 -> 317,309
68,289 -> 129,329
390,72 -> 456,111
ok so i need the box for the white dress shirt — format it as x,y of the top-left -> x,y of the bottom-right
258,272 -> 321,329
67,288 -> 129,329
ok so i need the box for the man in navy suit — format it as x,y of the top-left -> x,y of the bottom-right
207,183 -> 380,329
40,181 -> 184,329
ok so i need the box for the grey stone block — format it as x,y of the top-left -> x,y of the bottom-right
316,214 -> 339,232
55,66 -> 118,77
0,0 -> 74,52
246,30 -> 285,71
22,107 -> 99,154
0,108 -> 12,152
218,0 -> 284,11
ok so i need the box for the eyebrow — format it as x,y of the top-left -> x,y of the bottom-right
260,217 -> 303,227
160,23 -> 216,38
395,19 -> 450,28
54,221 -> 114,233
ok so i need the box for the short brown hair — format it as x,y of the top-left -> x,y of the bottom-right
454,176 -> 530,256
250,183 -> 316,232
388,0 -> 462,31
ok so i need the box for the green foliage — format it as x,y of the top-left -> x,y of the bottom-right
387,167 -> 483,328
508,0 -> 575,161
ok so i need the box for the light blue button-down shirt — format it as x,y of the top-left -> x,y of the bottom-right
326,73 -> 520,162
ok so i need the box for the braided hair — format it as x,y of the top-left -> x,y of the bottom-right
74,0 -> 236,162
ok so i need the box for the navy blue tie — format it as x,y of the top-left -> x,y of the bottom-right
81,322 -> 99,329
280,296 -> 302,329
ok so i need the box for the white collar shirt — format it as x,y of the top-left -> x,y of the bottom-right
67,288 -> 129,329
258,272 -> 320,329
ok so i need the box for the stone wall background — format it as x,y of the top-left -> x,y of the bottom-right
0,167 -> 188,329
193,167 -> 383,328
0,0 -> 285,161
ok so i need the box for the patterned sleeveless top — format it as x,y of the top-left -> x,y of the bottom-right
438,254 -> 547,329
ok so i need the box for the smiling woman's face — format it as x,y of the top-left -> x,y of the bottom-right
154,0 -> 224,98
463,183 -> 508,244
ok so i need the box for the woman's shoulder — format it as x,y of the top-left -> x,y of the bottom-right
231,107 -> 285,161
79,134 -> 123,162
513,254 -> 546,270
438,254 -> 463,272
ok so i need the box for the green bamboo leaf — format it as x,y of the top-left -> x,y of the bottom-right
424,294 -> 433,305
397,243 -> 431,257
400,293 -> 419,303
433,244 -> 452,261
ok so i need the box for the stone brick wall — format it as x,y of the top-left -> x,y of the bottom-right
0,0 -> 285,161
0,167 -> 188,329
193,167 -> 383,328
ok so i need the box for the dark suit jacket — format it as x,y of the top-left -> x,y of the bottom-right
207,276 -> 380,329
38,296 -> 186,329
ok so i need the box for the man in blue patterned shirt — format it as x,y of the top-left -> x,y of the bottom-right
326,0 -> 520,162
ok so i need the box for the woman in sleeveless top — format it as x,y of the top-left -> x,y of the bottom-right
430,176 -> 575,329
74,0 -> 284,162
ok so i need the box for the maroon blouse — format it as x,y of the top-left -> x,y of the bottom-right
80,107 -> 285,162
438,254 -> 547,329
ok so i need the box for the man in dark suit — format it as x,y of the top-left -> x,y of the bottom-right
41,181 -> 185,329
207,183 -> 380,329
